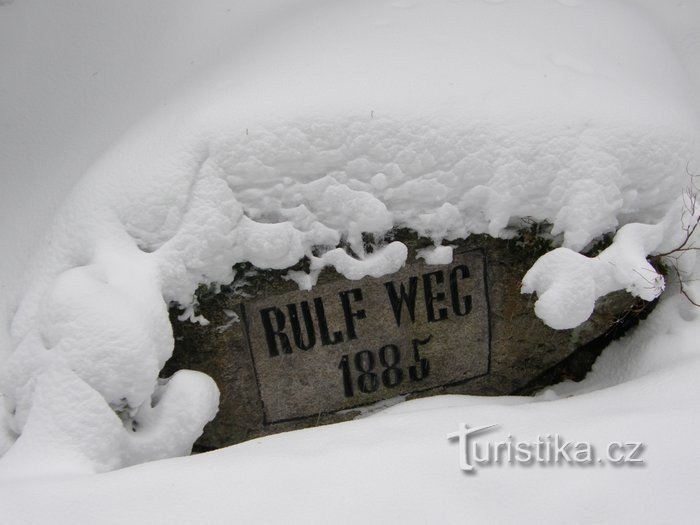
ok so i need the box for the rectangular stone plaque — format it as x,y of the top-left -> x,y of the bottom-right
241,250 -> 490,423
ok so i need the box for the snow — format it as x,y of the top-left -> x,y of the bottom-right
1,0 -> 700,522
2,294 -> 700,523
418,245 -> 454,265
522,194 -> 700,329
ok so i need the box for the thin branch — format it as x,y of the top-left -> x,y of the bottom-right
655,186 -> 700,258
674,265 -> 700,307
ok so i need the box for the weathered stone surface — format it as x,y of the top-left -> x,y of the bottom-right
246,250 -> 489,423
164,232 -> 649,450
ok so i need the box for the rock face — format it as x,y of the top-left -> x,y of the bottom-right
165,232 -> 647,450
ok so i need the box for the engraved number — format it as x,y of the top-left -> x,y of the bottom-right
339,338 -> 430,398
338,355 -> 354,398
408,336 -> 431,381
379,344 -> 403,388
355,350 -> 379,394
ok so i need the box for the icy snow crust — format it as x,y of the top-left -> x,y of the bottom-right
1,0 -> 699,477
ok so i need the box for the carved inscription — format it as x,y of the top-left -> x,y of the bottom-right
242,251 -> 490,423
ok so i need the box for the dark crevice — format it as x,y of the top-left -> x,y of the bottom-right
513,297 -> 658,396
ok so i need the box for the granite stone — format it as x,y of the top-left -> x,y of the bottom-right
164,232 -> 648,450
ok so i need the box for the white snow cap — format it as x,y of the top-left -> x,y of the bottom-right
1,0 -> 698,476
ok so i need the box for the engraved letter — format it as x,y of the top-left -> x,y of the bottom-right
384,277 -> 418,327
315,297 -> 344,346
449,265 -> 472,317
423,270 -> 448,323
339,288 -> 366,340
260,307 -> 292,357
287,301 -> 316,351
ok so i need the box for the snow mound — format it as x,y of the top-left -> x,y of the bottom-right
522,195 -> 700,328
1,0 -> 699,476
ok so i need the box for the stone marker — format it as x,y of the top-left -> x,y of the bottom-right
165,232 -> 651,451
246,250 -> 489,423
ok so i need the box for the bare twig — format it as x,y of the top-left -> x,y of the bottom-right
655,180 -> 700,259
652,174 -> 700,307
674,265 -> 700,307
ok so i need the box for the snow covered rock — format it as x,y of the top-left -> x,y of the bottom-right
166,233 -> 649,450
